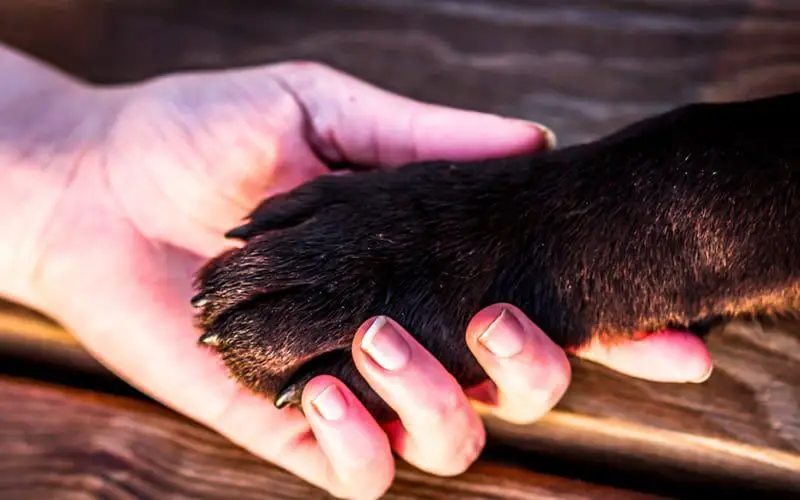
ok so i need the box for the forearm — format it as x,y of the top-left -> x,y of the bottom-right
0,44 -> 99,304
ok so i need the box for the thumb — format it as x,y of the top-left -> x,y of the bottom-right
267,61 -> 557,167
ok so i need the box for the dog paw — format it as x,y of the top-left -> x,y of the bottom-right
192,166 -> 506,420
193,92 -> 800,421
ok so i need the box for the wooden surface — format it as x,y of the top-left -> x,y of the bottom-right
0,1 -> 798,146
0,0 -> 799,498
0,375 -> 665,500
1,302 -> 799,497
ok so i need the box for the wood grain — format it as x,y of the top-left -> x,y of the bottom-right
1,303 -> 798,496
0,375 -> 664,500
1,1 -> 798,145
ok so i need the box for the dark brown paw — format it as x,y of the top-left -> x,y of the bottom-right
192,169 -> 499,420
193,92 -> 800,421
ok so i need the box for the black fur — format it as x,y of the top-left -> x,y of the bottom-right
193,92 -> 800,421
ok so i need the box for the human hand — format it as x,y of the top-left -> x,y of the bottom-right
5,55 -> 711,499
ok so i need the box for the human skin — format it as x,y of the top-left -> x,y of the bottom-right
0,44 -> 712,499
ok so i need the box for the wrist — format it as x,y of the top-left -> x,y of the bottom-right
0,45 -> 112,307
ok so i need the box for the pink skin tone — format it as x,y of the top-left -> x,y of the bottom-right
0,44 -> 711,500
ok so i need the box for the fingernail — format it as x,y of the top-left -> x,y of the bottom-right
695,364 -> 714,383
478,309 -> 525,358
514,120 -> 558,150
361,316 -> 410,371
311,385 -> 348,421
536,123 -> 558,150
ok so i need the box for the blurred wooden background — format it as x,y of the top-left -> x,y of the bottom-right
1,1 -> 799,498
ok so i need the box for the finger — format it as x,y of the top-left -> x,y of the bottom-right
465,304 -> 571,424
298,376 -> 395,500
351,316 -> 486,477
267,61 -> 556,168
574,329 -> 713,383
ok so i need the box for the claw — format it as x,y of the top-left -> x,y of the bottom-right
224,224 -> 253,240
190,293 -> 208,308
275,381 -> 304,409
198,331 -> 222,348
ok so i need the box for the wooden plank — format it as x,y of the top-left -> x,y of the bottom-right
0,1 -> 798,145
0,375 -> 664,500
1,302 -> 798,496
